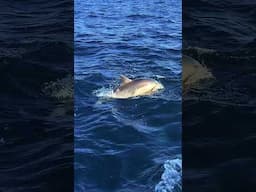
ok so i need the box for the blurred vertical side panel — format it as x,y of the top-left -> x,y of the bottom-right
0,0 -> 74,191
183,0 -> 256,191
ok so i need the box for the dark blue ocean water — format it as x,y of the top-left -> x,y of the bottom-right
75,0 -> 182,191
183,0 -> 256,191
0,0 -> 73,191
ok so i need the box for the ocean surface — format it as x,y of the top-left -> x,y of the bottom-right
2,0 -> 254,191
75,0 -> 182,191
0,1 -> 74,191
183,0 -> 256,191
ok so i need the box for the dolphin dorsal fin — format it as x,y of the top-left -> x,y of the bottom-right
120,75 -> 132,85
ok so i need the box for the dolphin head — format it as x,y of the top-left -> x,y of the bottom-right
154,80 -> 164,90
147,79 -> 164,93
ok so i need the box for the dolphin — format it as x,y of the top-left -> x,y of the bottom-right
111,75 -> 164,99
182,55 -> 214,92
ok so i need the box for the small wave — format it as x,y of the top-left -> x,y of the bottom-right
127,14 -> 154,19
155,75 -> 166,79
155,158 -> 182,192
186,47 -> 216,56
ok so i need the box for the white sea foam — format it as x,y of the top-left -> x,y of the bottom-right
155,158 -> 182,192
93,87 -> 114,98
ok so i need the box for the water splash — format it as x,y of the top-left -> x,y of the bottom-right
155,158 -> 182,192
93,87 -> 114,98
42,74 -> 73,100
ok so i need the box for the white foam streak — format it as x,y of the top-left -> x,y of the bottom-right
155,158 -> 182,192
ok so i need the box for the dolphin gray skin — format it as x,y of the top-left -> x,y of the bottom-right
111,75 -> 164,99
